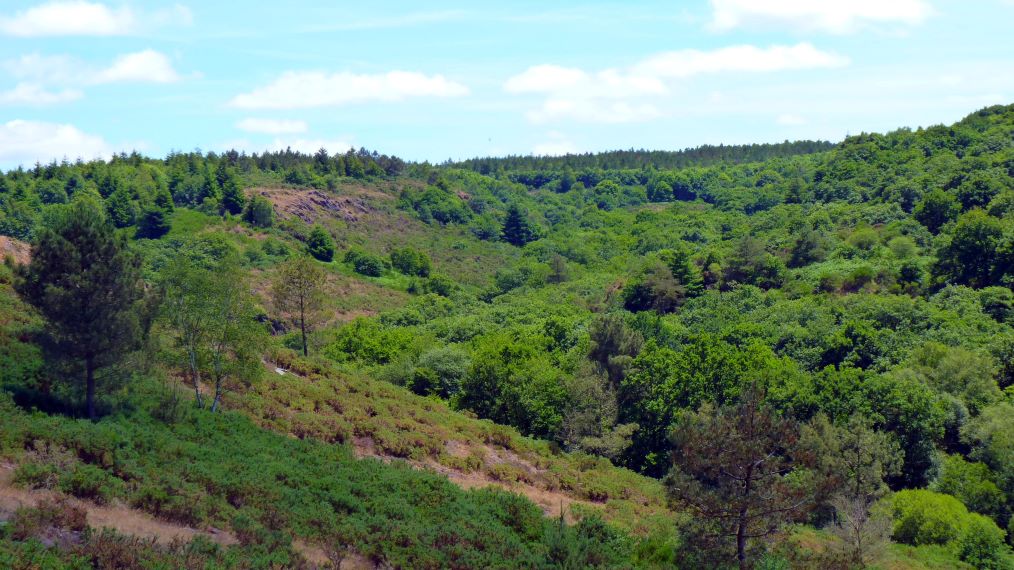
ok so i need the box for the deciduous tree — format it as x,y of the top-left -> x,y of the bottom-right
271,256 -> 326,357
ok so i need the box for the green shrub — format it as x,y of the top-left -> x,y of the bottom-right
242,195 -> 274,228
306,225 -> 335,262
390,247 -> 431,277
889,490 -> 969,546
344,249 -> 385,276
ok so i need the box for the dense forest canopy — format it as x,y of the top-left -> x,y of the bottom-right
2,104 -> 1014,569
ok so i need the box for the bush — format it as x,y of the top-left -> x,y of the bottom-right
423,274 -> 455,297
887,489 -> 1012,567
412,345 -> 469,398
242,195 -> 274,228
888,489 -> 969,546
344,249 -> 384,276
954,513 -> 1011,570
390,247 -> 431,277
306,225 -> 335,262
59,463 -> 123,504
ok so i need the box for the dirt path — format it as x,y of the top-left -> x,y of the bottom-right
1,463 -> 376,569
0,463 -> 236,546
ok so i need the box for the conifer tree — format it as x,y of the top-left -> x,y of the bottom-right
16,196 -> 146,419
502,204 -> 538,247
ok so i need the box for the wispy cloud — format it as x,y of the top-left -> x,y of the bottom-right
235,118 -> 308,135
95,50 -> 181,83
533,132 -> 578,156
301,10 -> 466,32
0,1 -> 192,37
5,50 -> 183,86
776,113 -> 807,126
709,0 -> 933,34
505,43 -> 847,124
229,71 -> 469,110
0,83 -> 82,106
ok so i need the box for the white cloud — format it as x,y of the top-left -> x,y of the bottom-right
533,132 -> 578,156
505,65 -> 665,98
528,99 -> 662,124
709,0 -> 933,34
776,113 -> 807,126
506,43 -> 846,124
632,43 -> 849,78
229,71 -> 469,109
0,1 -> 191,37
3,53 -> 79,84
0,1 -> 133,36
95,50 -> 180,83
0,119 -> 109,165
0,83 -> 82,105
235,118 -> 308,135
4,50 -> 182,87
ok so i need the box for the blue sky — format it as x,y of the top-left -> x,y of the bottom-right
0,0 -> 1012,168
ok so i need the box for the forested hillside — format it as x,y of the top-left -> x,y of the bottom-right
2,104 -> 1014,569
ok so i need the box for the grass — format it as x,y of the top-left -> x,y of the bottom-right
241,349 -> 680,537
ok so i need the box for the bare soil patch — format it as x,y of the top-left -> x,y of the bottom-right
252,186 -> 389,224
0,463 -> 236,546
0,236 -> 30,265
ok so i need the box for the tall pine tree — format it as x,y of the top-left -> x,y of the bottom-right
16,196 -> 146,419
501,204 -> 538,247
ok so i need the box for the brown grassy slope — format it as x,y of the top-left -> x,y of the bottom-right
254,181 -> 519,289
231,350 -> 682,536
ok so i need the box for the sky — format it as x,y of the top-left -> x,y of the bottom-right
0,0 -> 1012,168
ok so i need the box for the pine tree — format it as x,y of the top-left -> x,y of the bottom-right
136,206 -> 171,239
220,174 -> 246,215
666,387 -> 814,569
105,187 -> 136,228
16,197 -> 146,419
501,204 -> 538,247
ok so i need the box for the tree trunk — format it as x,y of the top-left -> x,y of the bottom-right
737,465 -> 754,570
737,513 -> 748,570
189,348 -> 203,408
210,387 -> 222,412
85,357 -> 96,421
300,315 -> 308,357
210,369 -> 223,413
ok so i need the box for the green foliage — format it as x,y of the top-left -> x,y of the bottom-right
502,203 -> 539,247
887,489 -> 1013,568
242,195 -> 274,228
390,246 -> 431,277
932,454 -> 1007,522
135,205 -> 171,239
305,224 -> 335,262
458,332 -> 568,438
14,196 -> 147,419
915,189 -> 960,234
220,175 -> 246,215
935,209 -> 1010,288
344,249 -> 385,276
